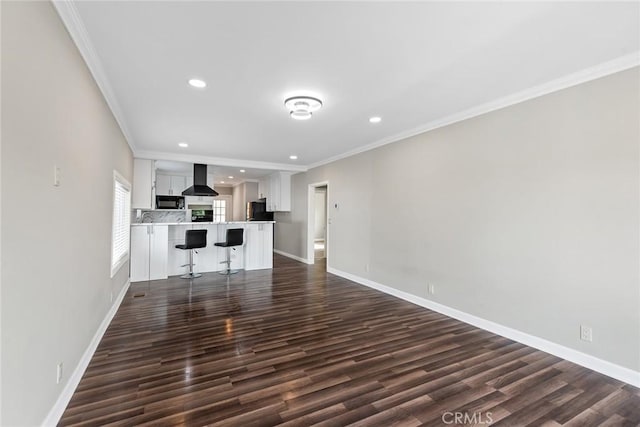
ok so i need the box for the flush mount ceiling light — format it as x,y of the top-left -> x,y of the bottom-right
178,142 -> 189,148
284,96 -> 323,121
289,155 -> 298,160
228,176 -> 234,179
369,116 -> 382,124
188,78 -> 207,88
239,169 -> 246,173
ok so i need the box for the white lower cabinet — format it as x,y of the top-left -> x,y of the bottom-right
130,224 -> 168,282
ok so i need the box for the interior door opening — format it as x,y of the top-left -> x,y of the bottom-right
307,181 -> 329,268
314,186 -> 327,261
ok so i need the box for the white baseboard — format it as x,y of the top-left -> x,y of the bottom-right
273,249 -> 312,265
42,279 -> 131,426
327,267 -> 640,388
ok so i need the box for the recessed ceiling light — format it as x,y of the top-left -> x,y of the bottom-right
285,96 -> 323,120
178,142 -> 188,148
289,155 -> 298,160
228,176 -> 234,179
239,169 -> 246,173
220,181 -> 225,184
188,78 -> 207,88
369,116 -> 382,124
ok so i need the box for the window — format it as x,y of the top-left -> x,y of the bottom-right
212,199 -> 226,222
111,171 -> 131,277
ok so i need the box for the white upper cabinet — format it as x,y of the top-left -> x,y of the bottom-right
171,175 -> 186,194
156,173 -> 188,195
263,171 -> 291,212
132,158 -> 156,209
155,173 -> 171,196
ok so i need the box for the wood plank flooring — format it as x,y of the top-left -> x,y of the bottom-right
60,255 -> 640,426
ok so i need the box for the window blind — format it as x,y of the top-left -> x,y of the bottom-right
111,172 -> 131,276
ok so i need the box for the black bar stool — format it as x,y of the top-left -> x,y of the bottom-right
175,229 -> 207,279
215,228 -> 244,275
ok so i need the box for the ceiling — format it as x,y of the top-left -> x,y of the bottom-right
58,1 -> 639,173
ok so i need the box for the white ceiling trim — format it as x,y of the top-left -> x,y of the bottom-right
135,150 -> 308,173
307,52 -> 640,170
54,0 -> 638,171
232,179 -> 259,189
52,0 -> 136,152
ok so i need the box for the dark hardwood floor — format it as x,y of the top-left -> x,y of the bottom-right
60,255 -> 640,426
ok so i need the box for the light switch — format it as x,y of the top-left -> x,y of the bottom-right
54,166 -> 61,187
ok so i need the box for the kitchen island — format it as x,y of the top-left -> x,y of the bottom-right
130,221 -> 273,282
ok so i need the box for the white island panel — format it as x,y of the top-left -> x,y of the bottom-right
244,223 -> 273,270
167,224 -> 191,276
131,222 -> 273,282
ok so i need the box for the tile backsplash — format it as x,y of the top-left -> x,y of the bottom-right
132,210 -> 187,223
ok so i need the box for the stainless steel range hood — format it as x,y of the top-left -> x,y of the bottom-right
181,164 -> 218,196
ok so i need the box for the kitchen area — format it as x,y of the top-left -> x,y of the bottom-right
130,159 -> 292,282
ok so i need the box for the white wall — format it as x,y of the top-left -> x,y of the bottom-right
215,185 -> 232,196
245,181 -> 259,203
1,2 -> 133,425
232,182 -> 259,221
275,68 -> 640,374
232,184 -> 245,221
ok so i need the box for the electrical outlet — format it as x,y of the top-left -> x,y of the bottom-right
580,325 -> 593,342
428,284 -> 435,295
56,362 -> 63,384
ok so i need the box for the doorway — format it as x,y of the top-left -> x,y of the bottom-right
313,186 -> 327,260
307,181 -> 329,266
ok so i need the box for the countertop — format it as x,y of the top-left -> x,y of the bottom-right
131,221 -> 275,226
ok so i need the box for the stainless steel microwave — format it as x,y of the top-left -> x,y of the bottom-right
156,195 -> 185,209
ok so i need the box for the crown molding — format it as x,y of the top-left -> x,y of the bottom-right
135,150 -> 308,173
52,0 -> 136,152
50,2 -> 639,172
231,179 -> 260,189
307,52 -> 640,170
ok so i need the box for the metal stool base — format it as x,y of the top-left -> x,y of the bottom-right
180,249 -> 200,279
